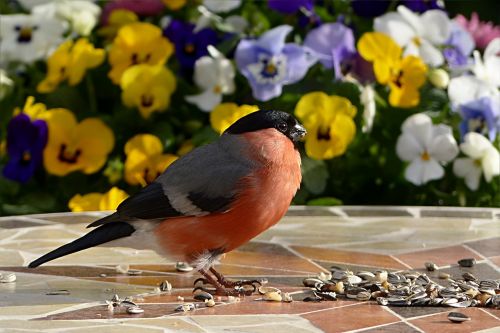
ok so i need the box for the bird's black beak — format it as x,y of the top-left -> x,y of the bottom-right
291,123 -> 307,142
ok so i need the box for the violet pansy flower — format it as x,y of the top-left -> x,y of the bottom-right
3,114 -> 48,183
164,19 -> 218,73
399,0 -> 444,13
459,96 -> 500,142
268,0 -> 313,14
235,25 -> 316,101
304,22 -> 355,80
443,21 -> 475,69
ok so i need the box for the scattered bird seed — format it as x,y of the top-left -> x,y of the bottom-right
0,273 -> 16,283
194,291 -> 213,301
458,258 -> 476,267
99,273 -> 107,277
175,303 -> 195,312
46,290 -> 70,295
425,262 -> 438,271
115,264 -> 129,274
127,269 -> 142,276
448,312 -> 471,323
283,293 -> 293,302
263,291 -> 282,302
462,272 -> 477,282
258,286 -> 281,295
205,298 -> 216,307
127,306 -> 144,314
175,262 -> 194,272
303,295 -> 322,302
177,296 -> 185,302
439,273 -> 451,279
159,280 -> 172,291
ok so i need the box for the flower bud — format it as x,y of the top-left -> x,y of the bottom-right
428,68 -> 449,89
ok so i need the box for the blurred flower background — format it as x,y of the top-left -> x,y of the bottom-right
0,0 -> 499,215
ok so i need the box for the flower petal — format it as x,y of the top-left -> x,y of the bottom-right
374,11 -> 415,47
282,43 -> 316,84
428,132 -> 458,162
396,133 -> 423,161
193,55 -> 218,90
460,132 -> 492,159
448,75 -> 499,107
99,187 -> 128,211
453,158 -> 482,190
185,89 -> 222,112
68,193 -> 102,212
401,113 -> 432,148
255,25 -> 292,55
419,9 -> 451,44
482,146 -> 500,182
124,134 -> 163,156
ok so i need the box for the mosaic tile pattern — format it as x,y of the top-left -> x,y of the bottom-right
0,206 -> 499,333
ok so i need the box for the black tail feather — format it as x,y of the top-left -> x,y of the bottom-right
28,222 -> 135,268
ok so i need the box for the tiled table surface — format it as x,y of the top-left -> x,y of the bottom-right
0,206 -> 499,333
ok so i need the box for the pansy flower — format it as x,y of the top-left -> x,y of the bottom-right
443,21 -> 475,69
0,14 -> 66,63
120,64 -> 177,119
455,12 -> 500,49
37,38 -> 105,93
102,0 -> 166,25
97,9 -> 138,40
235,25 -> 316,101
304,22 -> 356,80
374,5 -> 451,67
0,70 -> 14,101
295,92 -> 357,160
164,19 -> 218,73
399,0 -> 444,13
108,22 -> 174,84
69,187 -> 129,212
3,114 -> 48,183
203,0 -> 241,13
268,0 -> 313,14
453,132 -> 500,191
124,134 -> 178,186
358,32 -> 428,108
459,96 -> 500,142
43,108 -> 115,176
210,103 -> 259,134
185,46 -> 235,112
396,113 -> 458,185
32,0 -> 101,36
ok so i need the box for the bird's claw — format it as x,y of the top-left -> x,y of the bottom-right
193,278 -> 211,287
193,284 -> 254,296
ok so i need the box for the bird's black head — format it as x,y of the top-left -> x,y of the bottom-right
224,110 -> 307,142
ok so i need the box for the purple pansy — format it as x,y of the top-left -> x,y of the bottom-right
235,25 -> 316,101
399,0 -> 444,13
351,0 -> 390,18
459,96 -> 500,142
268,0 -> 313,14
164,19 -> 218,73
3,114 -> 48,183
444,21 -> 475,69
304,22 -> 356,80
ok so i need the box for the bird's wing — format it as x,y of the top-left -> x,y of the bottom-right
88,136 -> 254,228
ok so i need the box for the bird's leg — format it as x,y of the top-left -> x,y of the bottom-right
194,268 -> 255,296
209,267 -> 262,290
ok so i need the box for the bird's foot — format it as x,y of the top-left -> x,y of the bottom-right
193,284 -> 254,296
193,268 -> 260,296
209,266 -> 262,289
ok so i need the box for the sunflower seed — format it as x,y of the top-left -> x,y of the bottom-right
439,272 -> 451,279
356,291 -> 371,301
303,278 -> 323,288
356,271 -> 375,281
175,262 -> 193,272
314,290 -> 337,301
258,286 -> 281,295
175,303 -> 195,312
263,291 -> 282,302
458,258 -> 476,267
303,295 -> 322,302
448,312 -> 470,323
317,272 -> 332,281
462,272 -> 477,282
127,269 -> 142,276
115,264 -> 129,274
283,293 -> 293,303
127,306 -> 144,314
193,291 -> 213,301
46,290 -> 70,295
205,298 -> 216,307
425,262 -> 438,271
159,280 -> 172,291
377,297 -> 388,305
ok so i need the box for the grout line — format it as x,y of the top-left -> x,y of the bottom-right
280,244 -> 329,273
300,302 -> 361,316
461,244 -> 488,260
342,321 -> 401,333
462,244 -> 500,273
478,308 -> 500,321
389,255 -> 414,270
381,306 -> 426,333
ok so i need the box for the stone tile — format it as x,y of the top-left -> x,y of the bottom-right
1,265 -> 155,278
16,228 -> 81,240
0,250 -> 25,266
0,303 -> 76,316
412,262 -> 500,288
388,306 -> 451,319
409,308 -> 500,333
0,219 -> 48,229
395,245 -> 483,269
302,304 -> 400,333
490,256 -> 500,267
291,246 -> 408,270
343,208 -> 412,217
36,214 -> 100,224
0,319 -> 105,330
124,318 -> 205,332
286,207 -> 339,216
420,209 -> 492,219
465,237 -> 500,258
69,325 -> 165,333
359,322 -> 420,333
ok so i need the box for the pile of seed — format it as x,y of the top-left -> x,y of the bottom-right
302,265 -> 499,308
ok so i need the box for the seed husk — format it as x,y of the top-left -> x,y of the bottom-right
458,258 -> 476,267
175,262 -> 194,272
127,306 -> 144,314
263,291 -> 282,302
425,262 -> 438,271
0,273 -> 16,283
258,286 -> 281,295
439,272 -> 451,279
462,272 -> 477,282
175,303 -> 195,312
193,291 -> 213,301
303,295 -> 322,302
356,291 -> 371,301
282,293 -> 293,303
448,312 -> 470,323
205,298 -> 216,307
127,269 -> 142,276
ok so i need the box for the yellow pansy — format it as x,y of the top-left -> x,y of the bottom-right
210,103 -> 259,134
295,92 -> 357,160
68,187 -> 129,212
37,38 -> 105,93
358,32 -> 428,108
43,108 -> 115,176
108,22 -> 174,84
177,140 -> 194,156
124,134 -> 178,186
13,96 -> 47,119
98,9 -> 138,40
120,64 -> 176,119
162,0 -> 187,10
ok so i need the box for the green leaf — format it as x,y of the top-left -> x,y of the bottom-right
191,126 -> 219,146
301,156 -> 329,195
307,197 -> 343,206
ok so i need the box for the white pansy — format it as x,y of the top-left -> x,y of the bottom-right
453,132 -> 500,191
448,38 -> 500,107
361,85 -> 376,133
203,0 -> 241,13
396,113 -> 459,185
195,5 -> 247,34
374,5 -> 451,67
185,46 -> 236,112
0,69 -> 14,101
32,0 -> 101,36
0,14 -> 66,64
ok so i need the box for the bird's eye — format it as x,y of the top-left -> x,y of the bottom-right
277,122 -> 288,132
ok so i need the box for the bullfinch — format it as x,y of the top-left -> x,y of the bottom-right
29,110 -> 306,295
